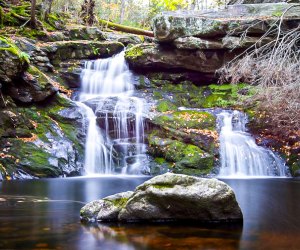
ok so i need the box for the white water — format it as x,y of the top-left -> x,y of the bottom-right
77,52 -> 148,175
218,110 -> 288,177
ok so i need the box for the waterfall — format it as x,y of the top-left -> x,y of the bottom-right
218,110 -> 288,177
77,52 -> 148,175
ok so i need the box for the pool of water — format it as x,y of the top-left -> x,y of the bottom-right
0,177 -> 299,249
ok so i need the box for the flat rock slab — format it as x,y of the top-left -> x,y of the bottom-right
80,173 -> 243,223
125,43 -> 238,73
39,41 -> 124,63
152,3 -> 300,42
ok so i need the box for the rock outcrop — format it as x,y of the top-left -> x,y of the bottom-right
0,37 -> 28,84
80,173 -> 243,223
8,66 -> 57,103
39,41 -> 124,65
125,43 -> 239,75
152,3 -> 300,42
125,3 -> 300,81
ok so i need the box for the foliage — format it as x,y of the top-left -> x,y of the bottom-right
220,5 -> 300,134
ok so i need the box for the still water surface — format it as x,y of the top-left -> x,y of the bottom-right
0,177 -> 299,249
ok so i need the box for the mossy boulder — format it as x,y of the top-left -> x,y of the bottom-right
0,36 -> 29,83
153,110 -> 216,130
8,65 -> 57,103
81,173 -> 243,223
148,134 -> 214,175
150,110 -> 217,152
0,94 -> 85,180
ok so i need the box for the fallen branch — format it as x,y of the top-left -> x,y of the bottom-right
98,19 -> 154,37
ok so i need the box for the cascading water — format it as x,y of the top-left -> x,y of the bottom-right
77,52 -> 148,175
218,110 -> 288,177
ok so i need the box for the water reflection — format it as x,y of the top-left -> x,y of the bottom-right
0,177 -> 299,249
82,222 -> 242,250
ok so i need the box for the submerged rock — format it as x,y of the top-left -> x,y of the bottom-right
80,173 -> 243,223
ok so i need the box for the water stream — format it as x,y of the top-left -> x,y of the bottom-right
217,110 -> 288,177
76,52 -> 148,175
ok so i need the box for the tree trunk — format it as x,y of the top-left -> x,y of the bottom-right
30,0 -> 37,28
120,0 -> 126,24
99,19 -> 154,37
44,0 -> 54,21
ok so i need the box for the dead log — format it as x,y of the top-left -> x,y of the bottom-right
99,19 -> 154,37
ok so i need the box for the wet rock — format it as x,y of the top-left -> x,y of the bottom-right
8,66 -> 57,103
0,110 -> 33,138
152,3 -> 300,42
0,94 -> 85,180
80,173 -> 243,223
81,191 -> 134,222
148,135 -> 214,175
14,37 -> 54,72
150,110 -> 217,152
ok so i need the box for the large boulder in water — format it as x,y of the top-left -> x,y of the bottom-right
152,3 -> 300,42
80,173 -> 243,223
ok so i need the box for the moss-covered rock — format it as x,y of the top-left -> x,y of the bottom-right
0,36 -> 29,83
153,110 -> 216,130
81,173 -> 243,223
67,26 -> 106,41
148,132 -> 214,175
40,40 -> 124,65
152,3 -> 300,42
0,94 -> 85,180
7,65 -> 57,103
125,43 -> 238,76
156,100 -> 177,112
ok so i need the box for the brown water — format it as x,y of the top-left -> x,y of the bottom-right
0,177 -> 299,250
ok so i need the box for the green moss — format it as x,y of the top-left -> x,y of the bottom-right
125,45 -> 143,59
152,183 -> 175,189
108,197 -> 129,208
157,100 -> 177,112
148,133 -> 213,174
0,36 -> 30,63
154,157 -> 167,164
203,83 -> 253,108
17,28 -> 47,40
153,110 -> 215,131
11,5 -> 31,17
0,7 -> 4,27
